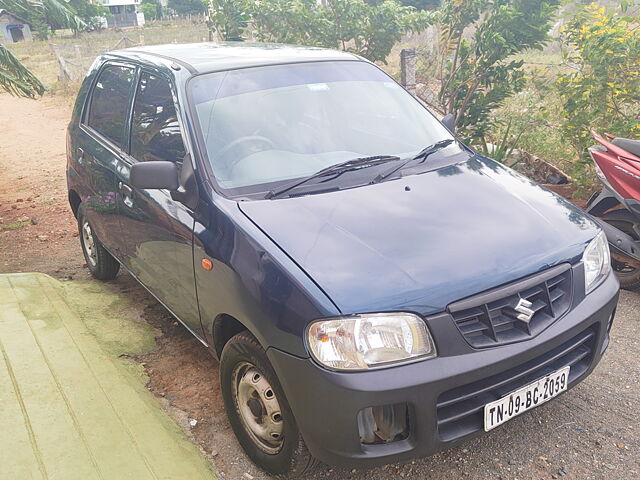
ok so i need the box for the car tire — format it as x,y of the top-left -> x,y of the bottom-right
77,204 -> 120,281
220,330 -> 319,478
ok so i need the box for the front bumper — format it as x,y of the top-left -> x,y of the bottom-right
267,271 -> 619,468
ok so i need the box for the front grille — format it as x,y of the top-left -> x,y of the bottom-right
450,265 -> 573,348
436,324 -> 598,442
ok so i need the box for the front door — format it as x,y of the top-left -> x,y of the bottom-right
115,70 -> 203,340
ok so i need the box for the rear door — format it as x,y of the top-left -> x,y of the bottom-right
78,62 -> 136,258
115,69 -> 203,339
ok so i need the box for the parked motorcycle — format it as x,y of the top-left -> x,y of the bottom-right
586,131 -> 640,290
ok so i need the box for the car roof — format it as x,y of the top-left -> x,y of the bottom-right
111,42 -> 362,75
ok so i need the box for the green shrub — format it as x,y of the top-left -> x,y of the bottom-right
429,0 -> 560,145
207,0 -> 432,63
207,0 -> 248,41
556,2 -> 640,157
140,3 -> 159,21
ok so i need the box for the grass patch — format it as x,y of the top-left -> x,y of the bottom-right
0,221 -> 30,231
60,280 -> 159,363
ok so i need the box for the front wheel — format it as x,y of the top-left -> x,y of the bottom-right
220,331 -> 318,478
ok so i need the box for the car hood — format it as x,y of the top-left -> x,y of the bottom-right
239,155 -> 598,315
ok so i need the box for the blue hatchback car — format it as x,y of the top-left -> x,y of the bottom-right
67,43 -> 619,477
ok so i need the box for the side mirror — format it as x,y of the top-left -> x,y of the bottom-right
130,161 -> 179,191
442,113 -> 456,133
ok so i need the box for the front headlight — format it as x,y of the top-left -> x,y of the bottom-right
584,230 -> 611,293
307,313 -> 437,371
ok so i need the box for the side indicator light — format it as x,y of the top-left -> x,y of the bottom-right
201,258 -> 213,271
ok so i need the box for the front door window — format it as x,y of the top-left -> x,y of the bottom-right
130,72 -> 186,165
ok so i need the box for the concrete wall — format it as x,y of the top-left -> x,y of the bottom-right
0,13 -> 33,43
106,5 -> 140,28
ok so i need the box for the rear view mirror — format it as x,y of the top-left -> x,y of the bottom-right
130,161 -> 179,191
442,113 -> 456,133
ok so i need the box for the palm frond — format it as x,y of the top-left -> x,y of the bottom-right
43,0 -> 86,31
0,0 -> 35,19
0,44 -> 45,98
0,0 -> 86,31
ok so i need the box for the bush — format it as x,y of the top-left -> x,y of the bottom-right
556,2 -> 640,157
207,0 -> 432,63
366,0 -> 440,10
140,2 -> 159,21
207,0 -> 247,41
425,0 -> 560,145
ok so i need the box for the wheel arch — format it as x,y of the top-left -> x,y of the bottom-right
601,207 -> 640,228
68,189 -> 82,218
212,313 -> 251,359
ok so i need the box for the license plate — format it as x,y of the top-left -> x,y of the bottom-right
484,366 -> 570,431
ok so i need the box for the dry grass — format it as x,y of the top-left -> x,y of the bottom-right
5,17 -> 210,95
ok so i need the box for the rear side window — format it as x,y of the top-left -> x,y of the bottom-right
130,72 -> 185,163
87,65 -> 135,148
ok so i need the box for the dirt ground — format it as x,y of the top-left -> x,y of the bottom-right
1,93 -> 638,480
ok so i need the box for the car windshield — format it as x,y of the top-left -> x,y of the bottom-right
189,61 -> 458,195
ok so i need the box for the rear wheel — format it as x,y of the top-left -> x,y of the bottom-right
220,331 -> 318,478
601,210 -> 640,290
77,204 -> 120,281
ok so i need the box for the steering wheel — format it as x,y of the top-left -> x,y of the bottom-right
216,136 -> 275,171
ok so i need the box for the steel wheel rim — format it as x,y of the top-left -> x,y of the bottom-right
82,221 -> 97,267
232,362 -> 284,454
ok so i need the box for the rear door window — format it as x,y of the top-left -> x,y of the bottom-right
130,72 -> 185,164
86,64 -> 135,148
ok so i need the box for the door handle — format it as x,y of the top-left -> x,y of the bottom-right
118,182 -> 133,196
118,181 -> 134,208
77,148 -> 95,166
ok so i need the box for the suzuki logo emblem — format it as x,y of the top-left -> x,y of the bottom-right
514,298 -> 535,323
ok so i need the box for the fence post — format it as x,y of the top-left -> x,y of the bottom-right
139,33 -> 145,45
400,48 -> 417,95
49,42 -> 72,84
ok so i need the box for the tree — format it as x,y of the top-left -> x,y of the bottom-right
0,0 -> 85,37
141,0 -> 162,20
555,2 -> 640,156
366,0 -> 439,9
0,44 -> 45,98
168,0 -> 206,15
208,0 -> 431,63
140,1 -> 160,20
0,0 -> 83,97
207,0 -> 247,41
70,0 -> 109,31
428,0 -> 560,144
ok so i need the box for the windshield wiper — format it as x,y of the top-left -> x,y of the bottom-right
371,139 -> 454,184
265,155 -> 400,199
